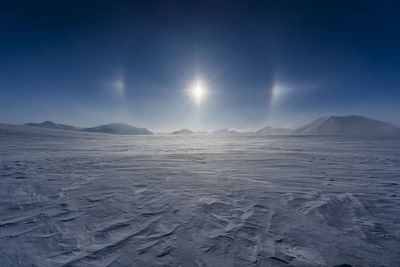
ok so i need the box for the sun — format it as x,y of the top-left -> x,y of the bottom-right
191,80 -> 206,103
194,85 -> 204,98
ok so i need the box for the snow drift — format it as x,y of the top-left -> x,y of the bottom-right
0,124 -> 400,266
293,115 -> 400,137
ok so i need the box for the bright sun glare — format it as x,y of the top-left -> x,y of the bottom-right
191,80 -> 206,103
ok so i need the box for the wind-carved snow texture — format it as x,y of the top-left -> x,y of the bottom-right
0,124 -> 400,266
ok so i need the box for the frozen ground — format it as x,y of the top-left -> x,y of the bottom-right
1,124 -> 400,267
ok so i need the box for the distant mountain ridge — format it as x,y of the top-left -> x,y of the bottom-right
24,121 -> 153,135
83,123 -> 153,135
213,129 -> 239,134
293,115 -> 400,137
171,129 -> 193,134
24,121 -> 78,131
21,115 -> 400,137
257,126 -> 291,135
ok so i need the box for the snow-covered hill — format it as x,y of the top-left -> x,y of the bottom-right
83,123 -> 153,135
24,121 -> 78,131
213,129 -> 239,134
294,115 -> 400,137
24,122 -> 153,135
171,129 -> 193,134
257,126 -> 291,135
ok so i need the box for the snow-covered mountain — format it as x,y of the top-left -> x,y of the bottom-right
171,129 -> 193,134
213,129 -> 239,134
82,123 -> 153,135
294,115 -> 400,137
24,121 -> 78,131
257,126 -> 291,135
195,130 -> 210,134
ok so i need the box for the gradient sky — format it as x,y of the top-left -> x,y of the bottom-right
1,0 -> 400,131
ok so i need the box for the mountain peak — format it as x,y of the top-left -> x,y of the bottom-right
294,115 -> 400,137
83,123 -> 153,135
24,121 -> 77,131
257,126 -> 291,135
171,129 -> 193,134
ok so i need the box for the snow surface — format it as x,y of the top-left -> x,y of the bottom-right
1,124 -> 400,266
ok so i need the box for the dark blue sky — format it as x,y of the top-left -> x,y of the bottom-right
1,0 -> 399,131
